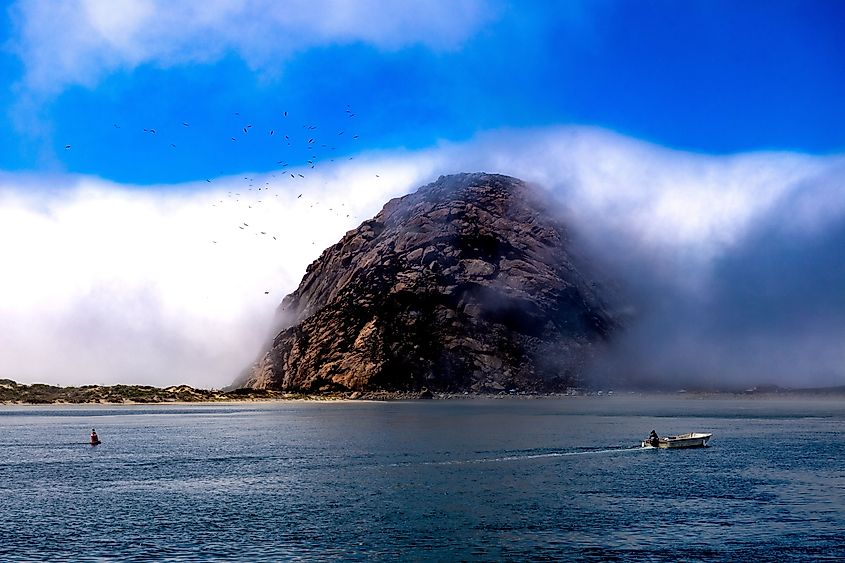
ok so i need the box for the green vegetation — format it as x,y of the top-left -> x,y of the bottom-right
0,380 -> 295,404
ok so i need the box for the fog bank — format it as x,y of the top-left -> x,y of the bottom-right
2,127 -> 844,389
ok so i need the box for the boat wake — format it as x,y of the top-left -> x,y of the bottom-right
391,446 -> 645,467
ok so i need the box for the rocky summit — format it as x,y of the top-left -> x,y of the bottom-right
235,173 -> 619,393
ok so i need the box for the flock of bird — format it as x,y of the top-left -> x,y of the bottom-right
64,105 -> 379,297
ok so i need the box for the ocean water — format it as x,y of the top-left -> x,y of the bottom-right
1,397 -> 844,561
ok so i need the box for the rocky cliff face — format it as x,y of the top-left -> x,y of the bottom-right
235,173 -> 619,392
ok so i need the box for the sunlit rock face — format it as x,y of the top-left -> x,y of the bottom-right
235,173 -> 618,392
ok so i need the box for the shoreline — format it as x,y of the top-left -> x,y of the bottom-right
4,389 -> 845,406
4,378 -> 845,405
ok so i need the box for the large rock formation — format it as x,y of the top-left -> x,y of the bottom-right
235,173 -> 619,393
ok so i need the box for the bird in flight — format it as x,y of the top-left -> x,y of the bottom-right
64,145 -> 71,150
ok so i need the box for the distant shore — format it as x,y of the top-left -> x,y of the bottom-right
0,379 -> 330,404
0,379 -> 440,404
2,379 -> 845,405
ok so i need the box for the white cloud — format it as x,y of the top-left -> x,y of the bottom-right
1,126 -> 844,388
9,0 -> 498,94
0,156 -> 436,387
428,129 -> 836,273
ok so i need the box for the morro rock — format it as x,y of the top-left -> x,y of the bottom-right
235,173 -> 618,393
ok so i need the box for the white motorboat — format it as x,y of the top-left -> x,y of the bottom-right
642,432 -> 712,449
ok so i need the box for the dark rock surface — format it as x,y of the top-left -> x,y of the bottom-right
235,173 -> 619,393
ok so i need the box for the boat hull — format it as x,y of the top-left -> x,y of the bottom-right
642,432 -> 712,449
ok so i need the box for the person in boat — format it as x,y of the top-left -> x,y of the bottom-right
648,429 -> 659,447
90,429 -> 100,445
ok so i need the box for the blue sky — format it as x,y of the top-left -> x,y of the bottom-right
2,0 -> 843,185
2,1 -> 845,388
